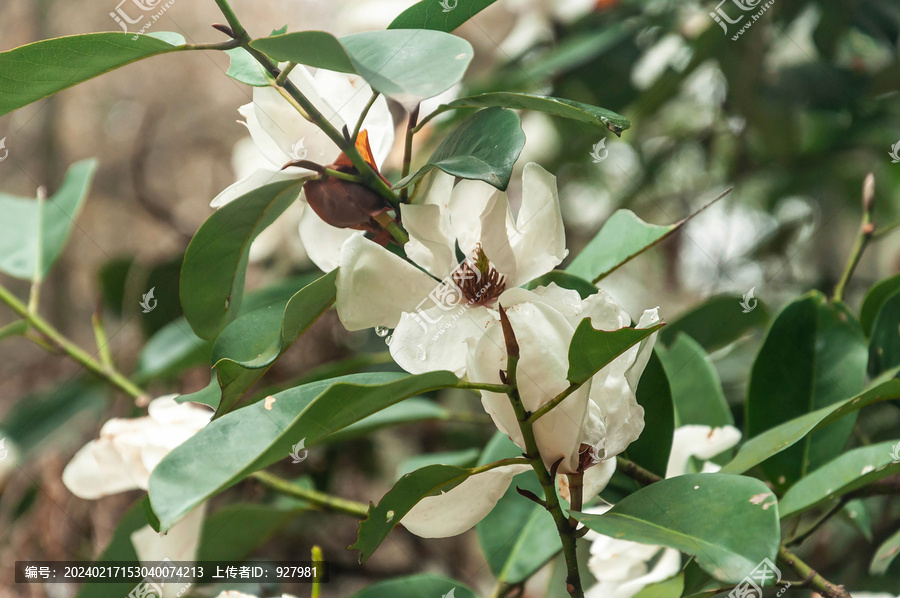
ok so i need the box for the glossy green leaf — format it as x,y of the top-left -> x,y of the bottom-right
633,573 -> 684,598
0,33 -> 181,116
574,474 -> 779,583
225,47 -> 272,86
868,291 -> 900,377
251,30 -> 473,100
348,574 -> 476,598
566,191 -> 727,283
870,526 -> 900,575
779,441 -> 900,518
436,92 -> 630,135
0,159 -> 97,280
396,107 -> 525,190
149,371 -> 456,531
660,294 -> 770,353
860,274 -> 900,337
721,380 -> 900,475
840,499 -> 872,541
628,351 -> 675,477
567,320 -> 665,386
397,448 -> 480,478
205,271 -> 338,416
180,178 -> 304,340
476,433 -> 559,583
389,0 -> 498,31
658,334 -> 732,428
746,292 -> 867,491
327,398 -> 450,443
354,464 -> 484,562
525,270 -> 599,299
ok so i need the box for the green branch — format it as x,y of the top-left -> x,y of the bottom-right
252,471 -> 369,519
834,173 -> 876,302
0,281 -> 145,400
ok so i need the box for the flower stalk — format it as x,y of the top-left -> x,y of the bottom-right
252,470 -> 369,519
834,173 -> 876,302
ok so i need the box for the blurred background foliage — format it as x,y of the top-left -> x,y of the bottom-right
1,0 -> 900,596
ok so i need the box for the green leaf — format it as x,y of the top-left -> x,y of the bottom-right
627,351 -> 675,477
746,292 -> 868,491
524,270 -> 599,299
868,291 -> 900,377
353,464 -> 486,562
347,574 -> 476,598
633,573 -> 684,598
660,294 -> 770,353
180,178 -> 305,340
566,191 -> 727,283
396,107 -> 525,190
840,499 -> 872,541
327,398 -> 450,443
0,33 -> 181,116
860,274 -> 900,337
870,526 -> 900,575
0,159 -> 97,280
149,371 -> 456,531
397,448 -> 480,478
134,317 -> 211,383
197,503 -> 301,561
778,441 -> 900,518
658,335 -> 732,428
74,502 -> 144,598
476,433 -> 559,583
437,93 -> 631,135
250,30 -> 473,100
567,320 -> 665,386
574,474 -> 780,583
389,0 -> 498,32
225,47 -> 272,86
721,380 -> 900,475
205,271 -> 337,415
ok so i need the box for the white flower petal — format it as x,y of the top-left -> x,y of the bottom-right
400,203 -> 457,279
62,440 -> 141,499
449,178 -> 500,257
665,425 -> 742,478
614,548 -> 682,598
131,503 -> 207,598
508,163 -> 567,286
400,464 -> 531,538
336,234 -> 439,330
582,457 -> 617,502
583,375 -> 645,463
298,199 -> 356,272
391,304 -> 495,376
625,307 -> 661,389
505,296 -> 590,474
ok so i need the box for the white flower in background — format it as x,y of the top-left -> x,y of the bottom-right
63,396 -> 212,598
338,164 -> 660,537
584,424 -> 742,598
211,66 -> 394,272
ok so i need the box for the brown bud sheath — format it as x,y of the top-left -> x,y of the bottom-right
301,130 -> 392,235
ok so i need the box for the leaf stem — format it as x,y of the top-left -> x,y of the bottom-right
834,173 -> 876,302
777,546 -> 851,598
275,61 -> 297,86
455,381 -> 512,393
251,471 -> 369,518
0,280 -> 146,401
352,91 -> 381,142
91,307 -> 115,370
311,545 -> 324,598
784,499 -> 847,547
400,104 -> 420,202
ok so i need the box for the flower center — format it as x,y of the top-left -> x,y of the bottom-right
452,245 -> 506,307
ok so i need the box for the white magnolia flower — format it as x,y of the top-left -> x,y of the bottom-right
63,396 -> 212,598
211,66 -> 395,272
339,164 -> 659,537
584,424 -> 742,598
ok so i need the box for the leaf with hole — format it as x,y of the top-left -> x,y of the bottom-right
149,371 -> 456,531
